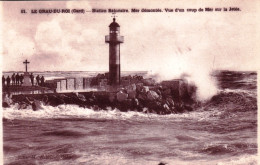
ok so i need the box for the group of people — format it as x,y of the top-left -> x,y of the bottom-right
29,73 -> 45,86
2,73 -> 45,87
2,73 -> 24,87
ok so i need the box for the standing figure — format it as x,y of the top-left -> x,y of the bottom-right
2,76 -> 6,86
40,76 -> 45,86
6,76 -> 11,87
15,73 -> 20,86
30,73 -> 34,86
36,75 -> 40,86
11,73 -> 15,85
20,74 -> 24,85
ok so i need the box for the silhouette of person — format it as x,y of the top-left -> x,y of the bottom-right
30,73 -> 34,86
40,76 -> 45,86
20,74 -> 24,85
11,73 -> 15,86
15,73 -> 20,86
2,75 -> 6,87
6,76 -> 11,87
36,75 -> 40,86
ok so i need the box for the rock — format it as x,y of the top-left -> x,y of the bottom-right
136,83 -> 144,92
125,84 -> 136,92
42,95 -> 49,105
2,102 -> 10,108
147,90 -> 159,101
132,98 -> 139,107
155,89 -> 161,96
187,83 -> 197,101
3,94 -> 13,105
163,104 -> 170,110
74,92 -> 87,102
145,100 -> 161,113
142,86 -> 150,93
61,93 -> 86,105
58,94 -> 67,99
116,91 -> 128,102
32,100 -> 43,111
18,102 -> 28,110
142,78 -> 156,86
184,105 -> 193,111
88,98 -> 95,103
166,97 -> 174,107
125,84 -> 137,99
77,93 -> 86,102
148,108 -> 157,114
162,88 -> 171,96
109,93 -> 116,102
92,105 -> 100,111
119,99 -> 133,111
48,95 -> 65,106
128,91 -> 136,99
179,80 -> 188,98
60,94 -> 75,104
137,92 -> 147,101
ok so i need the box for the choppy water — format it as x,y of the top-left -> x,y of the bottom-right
2,71 -> 257,165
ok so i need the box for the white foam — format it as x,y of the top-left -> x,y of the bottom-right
216,154 -> 258,165
2,104 -> 222,122
49,151 -> 258,165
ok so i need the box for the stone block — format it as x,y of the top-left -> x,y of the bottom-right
162,88 -> 171,96
56,81 -> 61,92
83,78 -> 92,89
161,79 -> 184,98
75,78 -> 84,90
67,78 -> 75,90
60,79 -> 67,91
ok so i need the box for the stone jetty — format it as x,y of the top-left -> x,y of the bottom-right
2,77 -> 199,114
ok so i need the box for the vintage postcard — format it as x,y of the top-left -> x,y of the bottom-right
1,0 -> 259,165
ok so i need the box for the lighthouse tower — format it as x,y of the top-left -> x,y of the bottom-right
105,18 -> 124,86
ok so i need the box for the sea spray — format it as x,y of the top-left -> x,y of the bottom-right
147,45 -> 218,101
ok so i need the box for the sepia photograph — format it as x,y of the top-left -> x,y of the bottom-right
1,0 -> 259,164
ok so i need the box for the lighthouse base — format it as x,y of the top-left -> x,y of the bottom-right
109,64 -> 120,86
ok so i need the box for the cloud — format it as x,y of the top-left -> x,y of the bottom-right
33,4 -> 108,71
2,24 -> 36,71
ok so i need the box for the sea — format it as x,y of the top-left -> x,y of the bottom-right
2,71 -> 258,165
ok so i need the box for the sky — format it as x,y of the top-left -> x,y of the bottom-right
1,0 -> 259,73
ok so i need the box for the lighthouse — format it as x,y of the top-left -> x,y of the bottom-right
105,18 -> 124,86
